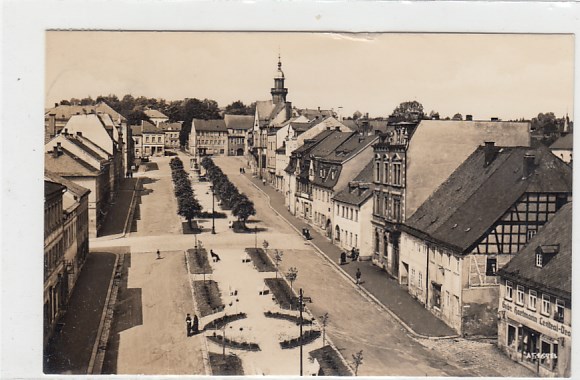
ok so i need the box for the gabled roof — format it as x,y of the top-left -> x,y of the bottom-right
45,148 -> 99,177
296,108 -> 335,121
45,180 -> 66,197
45,170 -> 91,197
224,114 -> 254,130
45,101 -> 125,122
404,119 -> 531,217
131,125 -> 143,136
498,202 -> 572,300
290,121 -> 316,133
332,159 -> 375,205
549,133 -> 573,150
321,134 -> 378,162
141,121 -> 160,133
255,100 -> 274,122
308,132 -> 354,158
144,109 -> 168,119
404,144 -> 572,253
159,122 -> 182,131
285,129 -> 336,173
63,135 -> 108,161
192,119 -> 227,132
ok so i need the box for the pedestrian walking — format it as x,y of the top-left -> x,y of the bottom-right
210,249 -> 221,262
186,314 -> 192,337
192,314 -> 199,335
356,268 -> 362,285
156,249 -> 161,259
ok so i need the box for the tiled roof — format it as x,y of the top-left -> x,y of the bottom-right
255,100 -> 274,121
321,134 -> 378,162
405,119 -> 531,217
296,108 -> 334,121
498,202 -> 572,299
224,115 -> 254,130
131,125 -> 143,136
332,159 -> 374,205
45,180 -> 65,197
192,119 -> 226,132
45,170 -> 91,197
404,144 -> 572,253
269,102 -> 287,121
144,109 -> 168,119
45,148 -> 99,177
159,122 -> 182,131
141,121 -> 160,133
45,102 -> 125,122
285,130 -> 335,173
308,132 -> 353,158
549,133 -> 573,150
64,135 -> 108,162
290,121 -> 316,133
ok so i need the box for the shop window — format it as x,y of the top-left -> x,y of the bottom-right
486,257 -> 497,275
432,283 -> 442,309
516,285 -> 525,306
507,324 -> 517,349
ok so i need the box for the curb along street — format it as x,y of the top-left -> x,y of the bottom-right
248,180 -> 460,341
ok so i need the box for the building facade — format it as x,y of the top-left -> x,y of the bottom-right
189,119 -> 228,157
141,121 -> 165,157
399,145 -> 572,336
224,114 -> 253,156
160,122 -> 182,150
497,203 -> 572,377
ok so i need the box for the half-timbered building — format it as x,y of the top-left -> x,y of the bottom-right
399,144 -> 572,336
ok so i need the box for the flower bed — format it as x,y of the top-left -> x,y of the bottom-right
192,280 -> 224,317
208,352 -> 244,376
264,278 -> 297,310
280,329 -> 321,349
204,313 -> 247,330
245,248 -> 276,272
187,248 -> 212,275
196,211 -> 227,219
207,334 -> 260,351
309,345 -> 353,376
264,311 -> 313,325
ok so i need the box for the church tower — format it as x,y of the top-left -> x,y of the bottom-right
271,55 -> 288,104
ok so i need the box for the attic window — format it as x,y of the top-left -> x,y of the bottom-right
535,252 -> 543,268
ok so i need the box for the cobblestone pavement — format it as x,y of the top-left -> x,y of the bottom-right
417,338 -> 535,377
213,155 -> 536,378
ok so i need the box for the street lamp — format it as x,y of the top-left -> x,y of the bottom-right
254,226 -> 258,250
299,288 -> 305,376
211,185 -> 216,234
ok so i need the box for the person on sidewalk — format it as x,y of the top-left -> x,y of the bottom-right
156,249 -> 161,259
186,314 -> 192,337
192,314 -> 200,335
210,249 -> 221,262
356,268 -> 362,285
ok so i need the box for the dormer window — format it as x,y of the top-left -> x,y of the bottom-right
535,252 -> 543,268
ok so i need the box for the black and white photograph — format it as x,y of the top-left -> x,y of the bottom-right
1,2 -> 579,379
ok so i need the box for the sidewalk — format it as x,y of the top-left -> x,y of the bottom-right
99,178 -> 140,237
245,175 -> 456,338
44,251 -> 117,374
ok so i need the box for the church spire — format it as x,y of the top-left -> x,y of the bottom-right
271,54 -> 288,104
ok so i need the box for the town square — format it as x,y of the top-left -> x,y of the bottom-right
0,15 -> 577,378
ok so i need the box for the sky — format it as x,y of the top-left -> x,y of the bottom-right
46,32 -> 574,120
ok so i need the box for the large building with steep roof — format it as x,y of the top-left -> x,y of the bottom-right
224,114 -> 253,156
398,144 -> 572,336
144,108 -> 169,126
189,119 -> 228,157
371,119 -> 531,280
497,203 -> 572,377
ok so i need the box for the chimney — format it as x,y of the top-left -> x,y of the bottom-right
523,152 -> 536,179
466,115 -> 473,121
484,141 -> 496,166
76,131 -> 83,137
52,146 -> 59,158
48,114 -> 56,137
335,126 -> 341,131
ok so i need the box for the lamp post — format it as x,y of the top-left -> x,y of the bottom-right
299,288 -> 304,376
211,185 -> 216,234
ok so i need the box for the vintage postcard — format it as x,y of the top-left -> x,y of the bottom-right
2,2 -> 578,378
40,31 -> 573,377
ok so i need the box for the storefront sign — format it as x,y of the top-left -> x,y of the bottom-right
501,301 -> 571,338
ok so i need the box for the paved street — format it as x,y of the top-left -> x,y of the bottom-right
78,153 -> 533,377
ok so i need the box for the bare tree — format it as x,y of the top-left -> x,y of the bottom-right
273,250 -> 284,279
320,312 -> 329,346
286,267 -> 298,290
352,350 -> 364,376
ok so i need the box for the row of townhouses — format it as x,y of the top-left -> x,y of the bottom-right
131,120 -> 182,159
43,102 -> 134,347
219,58 -> 573,376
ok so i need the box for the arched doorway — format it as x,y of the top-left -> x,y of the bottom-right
326,219 -> 332,238
236,148 -> 244,156
335,225 -> 341,242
